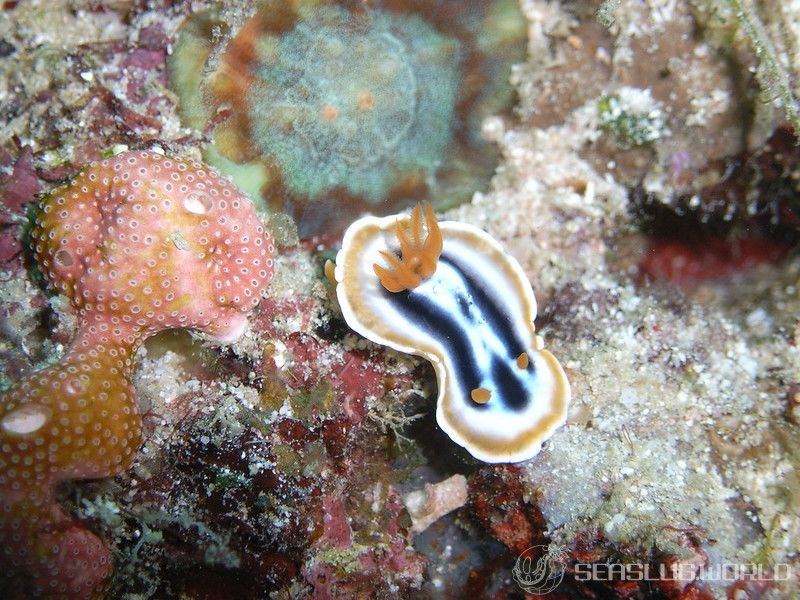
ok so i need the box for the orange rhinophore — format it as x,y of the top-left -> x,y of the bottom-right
373,202 -> 443,293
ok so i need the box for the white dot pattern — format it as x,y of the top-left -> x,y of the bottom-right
31,150 -> 275,341
3,150 -> 276,596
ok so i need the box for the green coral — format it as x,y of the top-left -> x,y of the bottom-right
248,5 -> 460,202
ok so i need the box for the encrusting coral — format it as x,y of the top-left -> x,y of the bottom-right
245,5 -> 460,204
168,0 -> 527,234
31,150 -> 274,342
0,150 -> 274,599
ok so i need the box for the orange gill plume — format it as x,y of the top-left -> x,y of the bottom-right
373,202 -> 443,292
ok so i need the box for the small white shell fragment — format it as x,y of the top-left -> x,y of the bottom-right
404,474 -> 468,533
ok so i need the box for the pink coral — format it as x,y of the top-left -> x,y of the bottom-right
0,150 -> 274,598
32,150 -> 273,342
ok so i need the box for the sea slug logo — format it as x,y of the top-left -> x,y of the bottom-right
512,545 -> 567,595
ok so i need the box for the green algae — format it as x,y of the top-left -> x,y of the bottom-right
597,91 -> 669,148
315,544 -> 366,575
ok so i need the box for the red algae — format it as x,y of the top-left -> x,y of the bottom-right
640,237 -> 790,288
632,125 -> 800,289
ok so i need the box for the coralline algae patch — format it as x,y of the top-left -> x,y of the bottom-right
0,2 -> 189,176
168,0 -> 527,235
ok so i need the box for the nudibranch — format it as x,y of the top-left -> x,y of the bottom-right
333,203 -> 570,463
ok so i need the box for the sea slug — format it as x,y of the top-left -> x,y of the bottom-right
332,203 -> 570,462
